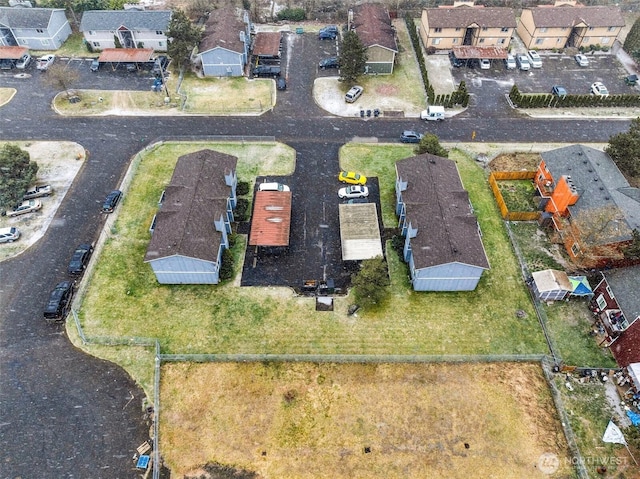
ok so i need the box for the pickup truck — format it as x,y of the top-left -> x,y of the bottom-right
24,184 -> 52,200
252,65 -> 281,78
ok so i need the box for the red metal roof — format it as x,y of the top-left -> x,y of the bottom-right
0,46 -> 28,60
249,191 -> 292,247
252,32 -> 281,57
452,45 -> 508,59
98,48 -> 154,63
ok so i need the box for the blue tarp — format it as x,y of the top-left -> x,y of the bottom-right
569,276 -> 593,297
626,409 -> 640,426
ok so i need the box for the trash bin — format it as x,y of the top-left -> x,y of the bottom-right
366,109 -> 371,117
360,110 -> 365,117
373,108 -> 380,117
296,27 -> 304,34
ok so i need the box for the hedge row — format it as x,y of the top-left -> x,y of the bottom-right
404,15 -> 469,108
509,84 -> 640,108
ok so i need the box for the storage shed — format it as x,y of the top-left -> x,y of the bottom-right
338,203 -> 383,261
531,269 -> 573,301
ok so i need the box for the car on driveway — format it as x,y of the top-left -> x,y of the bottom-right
344,85 -> 363,103
24,184 -> 52,200
6,199 -> 42,217
319,57 -> 339,69
318,27 -> 337,40
527,50 -> 542,68
68,243 -> 94,275
339,171 -> 367,185
253,65 -> 281,77
90,59 -> 100,72
276,77 -> 286,90
0,226 -> 20,244
551,85 -> 568,98
479,58 -> 490,70
43,281 -> 74,321
591,82 -> 609,97
102,190 -> 122,213
575,54 -> 589,67
36,54 -> 55,71
16,53 -> 31,69
400,131 -> 424,143
449,51 -> 464,68
516,55 -> 530,71
338,185 -> 369,199
258,182 -> 290,192
504,54 -> 516,69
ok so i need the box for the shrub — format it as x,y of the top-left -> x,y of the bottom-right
236,180 -> 250,196
219,248 -> 234,281
276,8 -> 305,21
234,198 -> 249,221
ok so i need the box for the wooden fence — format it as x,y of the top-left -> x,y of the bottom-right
488,171 -> 541,221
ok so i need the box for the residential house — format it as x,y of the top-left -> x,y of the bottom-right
195,5 -> 251,77
517,1 -> 624,50
395,154 -> 490,291
80,10 -> 171,51
348,3 -> 397,74
590,266 -> 640,366
144,149 -> 237,285
0,7 -> 71,50
419,1 -> 516,51
534,145 -> 640,266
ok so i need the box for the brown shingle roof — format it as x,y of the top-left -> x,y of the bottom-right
252,32 -> 281,57
144,149 -> 237,263
249,191 -> 292,247
199,5 -> 247,54
425,6 -> 517,29
98,48 -> 153,63
396,154 -> 489,270
351,3 -> 397,52
528,5 -> 624,28
0,46 -> 28,60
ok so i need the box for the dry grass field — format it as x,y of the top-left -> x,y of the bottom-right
160,362 -> 572,479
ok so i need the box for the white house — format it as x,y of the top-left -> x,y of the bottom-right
0,7 -> 71,50
80,10 -> 171,51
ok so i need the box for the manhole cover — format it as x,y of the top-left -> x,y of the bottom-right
14,73 -> 31,79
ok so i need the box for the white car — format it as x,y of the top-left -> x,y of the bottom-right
479,58 -> 490,70
590,82 -> 609,97
23,184 -> 52,200
517,55 -> 530,71
575,54 -> 589,67
504,54 -> 516,70
6,199 -> 42,217
527,50 -> 542,68
338,185 -> 369,199
36,54 -> 55,71
0,226 -> 20,243
16,53 -> 32,69
258,182 -> 290,192
345,85 -> 363,103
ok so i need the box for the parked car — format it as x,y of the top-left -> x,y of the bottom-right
516,55 -> 530,71
23,184 -> 52,200
90,59 -> 100,72
551,85 -> 568,98
590,82 -> 609,97
318,29 -> 337,40
527,50 -> 542,68
344,85 -> 363,103
479,58 -> 491,70
15,53 -> 32,69
276,77 -> 287,91
449,51 -> 464,68
319,57 -> 339,69
43,281 -> 74,321
36,54 -> 55,71
102,189 -> 122,213
339,171 -> 367,185
67,243 -> 94,275
400,131 -> 424,143
504,54 -> 516,70
575,54 -> 589,67
338,185 -> 369,199
152,55 -> 169,74
6,199 -> 42,217
253,65 -> 281,78
321,25 -> 339,35
420,105 -> 445,121
0,226 -> 20,244
0,59 -> 14,70
258,182 -> 290,192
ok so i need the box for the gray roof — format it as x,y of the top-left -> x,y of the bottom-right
144,149 -> 237,263
199,5 -> 247,54
396,154 -> 490,270
604,266 -> 640,324
528,5 -> 624,29
424,6 -> 517,29
0,7 -> 64,29
80,10 -> 171,32
541,145 -> 640,244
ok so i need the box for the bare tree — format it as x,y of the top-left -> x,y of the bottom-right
43,62 -> 80,100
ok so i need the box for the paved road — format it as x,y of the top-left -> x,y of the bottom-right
0,36 -> 634,478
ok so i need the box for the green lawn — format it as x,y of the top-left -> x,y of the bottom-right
76,142 -> 548,380
497,179 -> 537,212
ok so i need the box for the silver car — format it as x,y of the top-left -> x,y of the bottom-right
6,199 -> 42,217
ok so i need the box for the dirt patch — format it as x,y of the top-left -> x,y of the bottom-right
161,362 -> 572,479
375,84 -> 398,96
489,152 -> 541,171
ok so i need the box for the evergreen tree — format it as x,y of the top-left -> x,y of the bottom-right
167,9 -> 203,71
415,133 -> 449,158
351,256 -> 389,308
338,30 -> 368,85
605,117 -> 640,177
0,144 -> 38,211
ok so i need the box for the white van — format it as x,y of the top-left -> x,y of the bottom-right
258,182 -> 290,192
420,105 -> 445,121
0,227 -> 20,243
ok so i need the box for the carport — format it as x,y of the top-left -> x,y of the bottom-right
0,46 -> 28,68
339,203 -> 382,261
252,32 -> 282,59
452,45 -> 507,66
249,190 -> 292,248
97,48 -> 154,71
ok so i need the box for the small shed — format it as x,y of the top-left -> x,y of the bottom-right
339,203 -> 382,261
531,269 -> 572,301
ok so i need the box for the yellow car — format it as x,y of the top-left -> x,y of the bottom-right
338,171 -> 367,185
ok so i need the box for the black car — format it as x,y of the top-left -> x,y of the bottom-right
319,57 -> 339,69
43,281 -> 74,321
448,51 -> 464,68
102,189 -> 122,213
318,30 -> 336,40
68,243 -> 94,275
152,55 -> 169,74
400,131 -> 424,143
252,65 -> 281,78
276,77 -> 287,90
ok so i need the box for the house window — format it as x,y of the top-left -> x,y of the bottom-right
499,38 -> 505,44
540,27 -> 547,33
535,38 -> 543,45
608,26 -> 616,32
501,27 -> 509,32
479,38 -> 485,43
434,28 -> 442,33
482,27 -> 488,31
455,27 -> 461,31
589,26 -> 594,30
158,41 -> 164,47
571,243 -> 581,256
452,38 -> 458,44
20,39 -> 28,45
36,29 -> 44,33
156,30 -> 163,35
93,42 -> 100,47
583,37 -> 590,43
602,37 -> 610,44
606,285 -> 614,299
40,39 -> 49,46
89,30 -> 95,35
432,38 -> 441,45
596,294 -> 607,311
